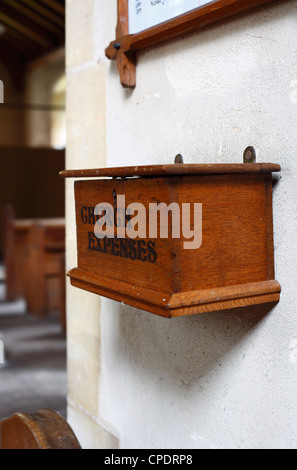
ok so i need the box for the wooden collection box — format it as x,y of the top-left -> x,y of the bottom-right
61,163 -> 281,318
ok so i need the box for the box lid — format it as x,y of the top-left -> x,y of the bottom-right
60,163 -> 280,179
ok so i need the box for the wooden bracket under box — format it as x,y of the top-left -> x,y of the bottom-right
60,163 -> 281,318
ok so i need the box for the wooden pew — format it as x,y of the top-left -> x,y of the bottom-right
1,409 -> 81,449
25,220 -> 66,319
4,205 -> 34,302
3,206 -> 66,325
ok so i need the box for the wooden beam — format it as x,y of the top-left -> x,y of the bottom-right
0,3 -> 55,48
0,14 -> 50,48
1,0 -> 64,40
20,0 -> 65,28
2,26 -> 42,57
39,0 -> 65,17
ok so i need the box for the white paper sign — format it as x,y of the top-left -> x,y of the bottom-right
128,0 -> 213,34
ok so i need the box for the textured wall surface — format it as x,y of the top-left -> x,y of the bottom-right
66,0 -> 297,449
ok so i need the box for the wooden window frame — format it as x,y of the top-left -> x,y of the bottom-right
105,0 -> 277,88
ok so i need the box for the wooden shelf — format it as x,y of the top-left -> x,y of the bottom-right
60,163 -> 280,179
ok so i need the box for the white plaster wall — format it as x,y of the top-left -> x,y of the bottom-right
67,0 -> 297,449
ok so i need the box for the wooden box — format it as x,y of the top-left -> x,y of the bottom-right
61,163 -> 281,318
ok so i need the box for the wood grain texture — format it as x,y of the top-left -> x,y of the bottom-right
60,163 -> 281,179
74,178 -> 174,294
69,267 -> 172,318
169,280 -> 281,316
106,0 -> 278,86
1,409 -> 81,449
115,0 -> 136,87
179,174 -> 272,290
68,269 -> 280,318
66,166 -> 281,318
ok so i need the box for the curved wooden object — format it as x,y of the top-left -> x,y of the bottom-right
1,409 -> 81,449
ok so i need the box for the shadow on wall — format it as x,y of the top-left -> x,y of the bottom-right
99,298 -> 278,448
109,301 -> 275,385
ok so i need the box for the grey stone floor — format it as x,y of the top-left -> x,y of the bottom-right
0,276 -> 67,427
